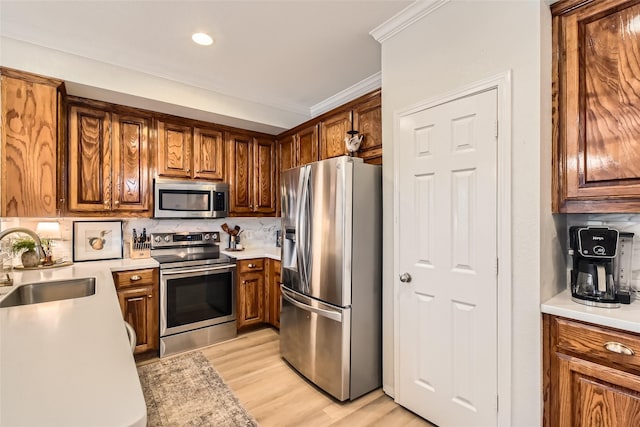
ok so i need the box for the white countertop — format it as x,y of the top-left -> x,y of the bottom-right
0,257 -> 158,427
221,245 -> 281,261
542,290 -> 640,333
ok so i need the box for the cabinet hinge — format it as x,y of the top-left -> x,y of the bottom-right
496,258 -> 499,276
496,395 -> 499,412
495,120 -> 499,138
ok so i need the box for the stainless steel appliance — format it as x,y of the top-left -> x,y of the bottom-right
280,156 -> 382,401
153,178 -> 228,219
570,226 -> 632,307
151,231 -> 237,357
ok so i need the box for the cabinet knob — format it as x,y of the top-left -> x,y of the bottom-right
604,341 -> 634,356
242,280 -> 247,284
195,170 -> 200,173
114,200 -> 120,206
187,168 -> 191,172
248,263 -> 256,268
148,295 -> 152,298
130,275 -> 142,281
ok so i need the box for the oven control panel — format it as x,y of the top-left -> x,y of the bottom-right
150,231 -> 220,249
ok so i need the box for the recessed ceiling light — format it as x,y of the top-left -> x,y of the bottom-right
192,32 -> 214,46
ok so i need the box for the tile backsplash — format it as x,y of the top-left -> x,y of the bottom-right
1,217 -> 281,264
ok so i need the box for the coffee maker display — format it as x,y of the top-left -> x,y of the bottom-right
569,226 -> 632,308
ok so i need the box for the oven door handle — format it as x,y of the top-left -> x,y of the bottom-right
161,265 -> 236,276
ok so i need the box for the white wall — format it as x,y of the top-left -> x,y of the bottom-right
0,37 -> 306,134
380,1 -> 555,425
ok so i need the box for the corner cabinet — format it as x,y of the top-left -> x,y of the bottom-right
113,268 -> 159,356
1,68 -> 63,217
227,133 -> 277,216
67,99 -> 152,215
156,118 -> 224,181
552,0 -> 640,212
236,258 -> 265,329
543,314 -> 640,426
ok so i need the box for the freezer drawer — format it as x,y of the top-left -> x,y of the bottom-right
280,286 -> 351,401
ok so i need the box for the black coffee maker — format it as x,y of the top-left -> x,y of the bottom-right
570,226 -> 626,308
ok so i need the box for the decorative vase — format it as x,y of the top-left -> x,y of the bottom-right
21,249 -> 39,268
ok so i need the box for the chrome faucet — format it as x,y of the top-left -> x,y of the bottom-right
0,227 -> 45,264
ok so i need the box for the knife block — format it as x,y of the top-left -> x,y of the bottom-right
129,240 -> 151,259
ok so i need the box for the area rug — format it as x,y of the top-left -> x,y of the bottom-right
137,351 -> 258,427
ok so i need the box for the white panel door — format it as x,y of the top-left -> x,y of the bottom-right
396,89 -> 498,426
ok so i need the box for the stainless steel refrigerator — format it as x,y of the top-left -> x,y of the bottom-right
280,155 -> 382,401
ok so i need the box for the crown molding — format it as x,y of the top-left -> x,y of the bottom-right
370,0 -> 450,43
310,72 -> 381,117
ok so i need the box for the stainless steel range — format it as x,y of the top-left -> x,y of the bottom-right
151,231 -> 237,358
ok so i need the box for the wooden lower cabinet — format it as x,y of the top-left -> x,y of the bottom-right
266,259 -> 281,329
237,259 -> 265,328
112,268 -> 159,356
544,314 -> 640,426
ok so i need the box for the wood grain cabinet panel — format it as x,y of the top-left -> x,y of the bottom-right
544,314 -> 640,426
320,111 -> 351,160
67,101 -> 152,214
157,120 -> 192,179
552,0 -> 640,212
297,124 -> 319,166
237,259 -> 265,329
278,134 -> 296,172
193,127 -> 224,180
113,268 -> 159,356
228,133 -> 276,216
1,71 -> 62,217
353,93 -> 382,165
68,105 -> 112,212
265,259 -> 281,329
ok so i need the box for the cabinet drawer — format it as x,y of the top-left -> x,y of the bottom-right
555,317 -> 640,373
113,269 -> 156,289
238,258 -> 264,273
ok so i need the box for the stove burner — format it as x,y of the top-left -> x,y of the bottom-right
150,231 -> 235,269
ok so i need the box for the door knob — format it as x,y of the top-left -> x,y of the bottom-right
399,273 -> 412,283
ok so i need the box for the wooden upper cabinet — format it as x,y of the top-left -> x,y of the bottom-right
279,134 -> 296,172
68,104 -> 112,212
157,120 -> 192,179
227,133 -> 276,215
552,0 -> 640,212
297,124 -> 319,165
353,92 -> 382,165
193,126 -> 224,180
254,137 -> 276,214
111,113 -> 150,212
67,100 -> 152,214
227,133 -> 254,214
320,111 -> 351,160
1,70 -> 62,217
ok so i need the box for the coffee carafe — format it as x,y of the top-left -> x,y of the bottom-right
570,226 -> 623,308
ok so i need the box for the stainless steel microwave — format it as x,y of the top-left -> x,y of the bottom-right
153,179 -> 228,219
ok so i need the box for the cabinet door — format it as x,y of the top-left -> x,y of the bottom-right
111,113 -> 151,212
193,126 -> 224,181
117,285 -> 158,354
253,137 -> 276,214
237,271 -> 264,328
297,124 -> 319,165
157,120 -> 192,178
555,354 -> 640,426
227,133 -> 254,214
353,93 -> 382,165
1,74 -> 59,217
279,134 -> 296,171
68,104 -> 112,212
553,0 -> 640,212
270,260 -> 281,329
320,111 -> 351,160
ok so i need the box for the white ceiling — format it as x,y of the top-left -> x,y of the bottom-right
0,0 -> 411,133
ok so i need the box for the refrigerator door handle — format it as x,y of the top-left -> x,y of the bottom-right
281,286 -> 342,322
295,166 -> 307,287
303,165 -> 313,292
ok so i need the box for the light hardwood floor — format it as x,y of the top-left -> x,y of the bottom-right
200,327 -> 434,427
